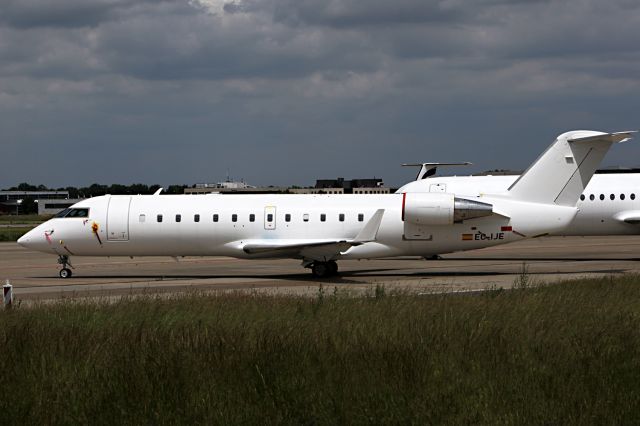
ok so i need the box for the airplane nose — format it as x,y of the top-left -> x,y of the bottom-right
17,232 -> 30,248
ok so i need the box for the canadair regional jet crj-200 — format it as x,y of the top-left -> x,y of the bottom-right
18,130 -> 635,279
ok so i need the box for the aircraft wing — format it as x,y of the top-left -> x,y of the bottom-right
241,209 -> 385,261
613,210 -> 640,224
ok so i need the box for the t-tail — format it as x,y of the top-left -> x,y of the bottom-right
507,130 -> 637,206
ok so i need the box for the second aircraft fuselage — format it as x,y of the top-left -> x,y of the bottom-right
399,174 -> 640,236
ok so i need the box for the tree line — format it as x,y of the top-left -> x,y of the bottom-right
5,183 -> 190,198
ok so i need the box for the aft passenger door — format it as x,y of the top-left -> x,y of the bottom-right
264,206 -> 276,230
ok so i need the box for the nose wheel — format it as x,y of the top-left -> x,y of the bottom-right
57,255 -> 73,279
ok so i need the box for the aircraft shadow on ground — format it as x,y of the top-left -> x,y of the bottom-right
30,267 -> 629,286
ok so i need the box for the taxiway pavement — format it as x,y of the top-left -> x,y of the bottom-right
2,235 -> 640,300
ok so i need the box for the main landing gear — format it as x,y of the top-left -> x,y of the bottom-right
57,255 -> 73,279
311,260 -> 338,278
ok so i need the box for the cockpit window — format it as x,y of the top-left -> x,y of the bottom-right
54,208 -> 71,218
54,208 -> 89,218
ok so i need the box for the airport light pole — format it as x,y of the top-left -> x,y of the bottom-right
16,199 -> 22,216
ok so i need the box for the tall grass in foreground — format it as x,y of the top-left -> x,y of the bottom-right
2,277 -> 640,424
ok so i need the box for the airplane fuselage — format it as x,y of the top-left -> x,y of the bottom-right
19,193 -> 575,260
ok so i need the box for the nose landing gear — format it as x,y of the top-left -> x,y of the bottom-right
57,255 -> 73,279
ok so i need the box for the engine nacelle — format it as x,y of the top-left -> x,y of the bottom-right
402,192 -> 493,225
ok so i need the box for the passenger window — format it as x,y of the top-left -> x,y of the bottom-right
339,213 -> 345,222
320,214 -> 326,222
232,214 -> 238,222
157,214 -> 163,223
632,194 -> 636,200
213,214 -> 219,222
621,194 -> 626,200
580,194 -> 585,201
600,194 -> 605,201
303,214 -> 309,222
589,194 -> 595,201
194,214 -> 200,222
610,194 -> 615,200
139,214 -> 146,223
176,214 -> 182,222
285,214 -> 291,222
249,214 -> 255,222
358,213 -> 364,222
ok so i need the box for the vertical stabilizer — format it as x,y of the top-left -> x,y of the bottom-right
507,130 -> 636,206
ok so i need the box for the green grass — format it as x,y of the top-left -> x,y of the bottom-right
0,226 -> 34,242
2,277 -> 640,424
0,214 -> 50,224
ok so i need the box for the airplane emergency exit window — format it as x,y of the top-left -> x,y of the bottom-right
358,213 -> 364,222
213,214 -> 219,222
232,214 -> 238,222
267,214 -> 274,222
157,214 -> 163,223
194,214 -> 200,222
176,214 -> 182,222
249,214 -> 255,222
339,213 -> 345,222
285,214 -> 291,222
320,214 -> 326,222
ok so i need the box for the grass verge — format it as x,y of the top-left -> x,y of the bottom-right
1,276 -> 640,424
0,226 -> 34,242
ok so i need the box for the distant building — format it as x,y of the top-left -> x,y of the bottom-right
185,177 -> 391,195
37,198 -> 85,215
314,177 -> 390,194
0,191 -> 71,215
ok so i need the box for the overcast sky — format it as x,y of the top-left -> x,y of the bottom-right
2,0 -> 640,188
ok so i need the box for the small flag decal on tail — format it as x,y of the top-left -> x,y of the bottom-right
462,234 -> 473,241
501,226 -> 512,232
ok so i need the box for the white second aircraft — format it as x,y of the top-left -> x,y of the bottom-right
18,130 -> 634,278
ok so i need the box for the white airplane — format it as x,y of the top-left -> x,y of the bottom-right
17,130 -> 634,279
399,152 -> 640,236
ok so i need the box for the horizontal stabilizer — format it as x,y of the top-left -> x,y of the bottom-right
614,210 -> 640,224
402,162 -> 472,180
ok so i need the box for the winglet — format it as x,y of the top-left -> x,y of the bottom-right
153,187 -> 163,195
353,209 -> 385,243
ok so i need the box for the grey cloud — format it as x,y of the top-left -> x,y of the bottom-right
1,0 -> 640,188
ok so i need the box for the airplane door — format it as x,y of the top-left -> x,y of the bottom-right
430,183 -> 446,193
107,196 -> 131,241
264,206 -> 276,230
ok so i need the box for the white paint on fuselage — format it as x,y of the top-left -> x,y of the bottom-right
398,174 -> 640,236
20,192 -> 577,260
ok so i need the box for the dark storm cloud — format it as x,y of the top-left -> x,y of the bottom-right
1,0 -> 640,188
